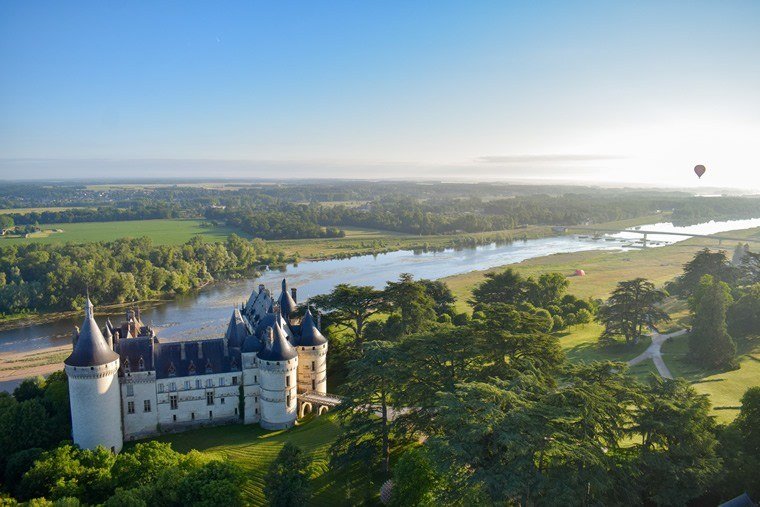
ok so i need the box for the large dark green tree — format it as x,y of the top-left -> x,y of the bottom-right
668,248 -> 738,297
264,443 -> 312,507
470,268 -> 526,306
330,341 -> 405,477
727,283 -> 760,338
597,278 -> 669,345
382,274 -> 436,336
636,377 -> 722,506
688,275 -> 737,369
310,284 -> 383,343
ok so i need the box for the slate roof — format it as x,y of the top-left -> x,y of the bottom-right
118,336 -> 155,373
224,308 -> 250,349
295,308 -> 327,347
64,299 -> 121,367
257,323 -> 298,361
154,339 -> 241,379
278,278 -> 297,317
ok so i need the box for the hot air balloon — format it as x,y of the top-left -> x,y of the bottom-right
694,164 -> 706,179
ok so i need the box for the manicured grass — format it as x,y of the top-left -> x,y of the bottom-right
149,413 -> 373,506
2,219 -> 243,245
557,322 -> 651,364
661,334 -> 760,423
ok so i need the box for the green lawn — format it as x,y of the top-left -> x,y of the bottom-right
661,334 -> 760,423
2,219 -> 242,245
557,322 -> 651,364
149,414 -> 374,506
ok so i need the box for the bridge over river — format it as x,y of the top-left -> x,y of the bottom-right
562,226 -> 760,246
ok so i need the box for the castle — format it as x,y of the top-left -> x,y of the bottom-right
64,279 -> 331,453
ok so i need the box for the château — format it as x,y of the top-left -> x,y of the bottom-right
64,279 -> 334,453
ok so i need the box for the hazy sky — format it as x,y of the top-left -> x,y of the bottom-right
1,1 -> 759,188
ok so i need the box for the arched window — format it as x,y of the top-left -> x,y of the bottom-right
123,358 -> 131,373
138,356 -> 145,371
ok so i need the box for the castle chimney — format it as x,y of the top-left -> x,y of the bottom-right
72,326 -> 80,347
197,342 -> 203,359
266,327 -> 274,349
291,287 -> 297,303
223,335 -> 229,357
180,342 -> 186,360
259,284 -> 265,293
317,312 -> 322,330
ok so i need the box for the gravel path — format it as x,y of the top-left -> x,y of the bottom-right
627,329 -> 688,379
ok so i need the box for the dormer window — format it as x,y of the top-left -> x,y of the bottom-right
187,360 -> 196,376
123,358 -> 131,373
138,356 -> 145,371
205,359 -> 213,374
168,362 -> 176,377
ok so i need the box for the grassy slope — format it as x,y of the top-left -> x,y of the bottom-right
445,227 -> 760,420
2,219 -> 242,245
150,414 -> 371,506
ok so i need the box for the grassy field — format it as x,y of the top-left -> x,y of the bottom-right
270,225 -> 553,261
661,334 -> 760,423
1,219 -> 242,245
150,413 -> 374,506
445,227 -> 760,421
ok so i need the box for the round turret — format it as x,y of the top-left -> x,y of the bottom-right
277,279 -> 297,319
64,298 -> 123,453
257,324 -> 298,430
295,308 -> 328,394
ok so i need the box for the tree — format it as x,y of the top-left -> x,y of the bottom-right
636,377 -> 721,506
264,443 -> 312,507
689,275 -> 737,369
310,284 -> 383,343
597,278 -> 669,345
524,272 -> 569,308
382,274 -> 436,336
330,341 -> 404,477
111,441 -> 184,491
0,215 -> 13,230
13,376 -> 46,402
177,460 -> 246,507
727,283 -> 760,338
470,268 -> 525,306
389,447 -> 439,507
418,279 -> 455,316
668,248 -> 737,297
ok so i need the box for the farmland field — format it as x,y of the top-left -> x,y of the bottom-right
1,219 -> 243,245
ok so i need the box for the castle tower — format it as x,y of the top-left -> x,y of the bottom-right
295,308 -> 328,394
257,323 -> 298,430
64,298 -> 123,453
240,313 -> 262,425
277,278 -> 297,321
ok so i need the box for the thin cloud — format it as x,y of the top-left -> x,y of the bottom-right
476,154 -> 627,164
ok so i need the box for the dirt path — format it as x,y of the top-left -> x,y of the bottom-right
627,329 -> 687,379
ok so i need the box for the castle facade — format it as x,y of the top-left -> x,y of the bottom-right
64,279 -> 329,453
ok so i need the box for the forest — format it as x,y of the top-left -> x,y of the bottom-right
0,235 -> 282,316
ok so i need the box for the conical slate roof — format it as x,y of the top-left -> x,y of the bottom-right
278,279 -> 297,317
257,322 -> 298,361
297,308 -> 327,347
224,308 -> 249,349
64,298 -> 120,367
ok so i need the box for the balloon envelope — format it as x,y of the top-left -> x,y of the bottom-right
694,165 -> 706,178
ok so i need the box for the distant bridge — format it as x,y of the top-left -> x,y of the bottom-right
558,226 -> 760,246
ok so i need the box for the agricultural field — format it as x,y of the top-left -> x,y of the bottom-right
1,219 -> 243,245
150,414 -> 373,506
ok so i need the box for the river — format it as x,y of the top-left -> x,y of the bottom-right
2,217 -> 759,358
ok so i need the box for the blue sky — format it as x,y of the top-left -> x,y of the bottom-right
1,1 -> 759,187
